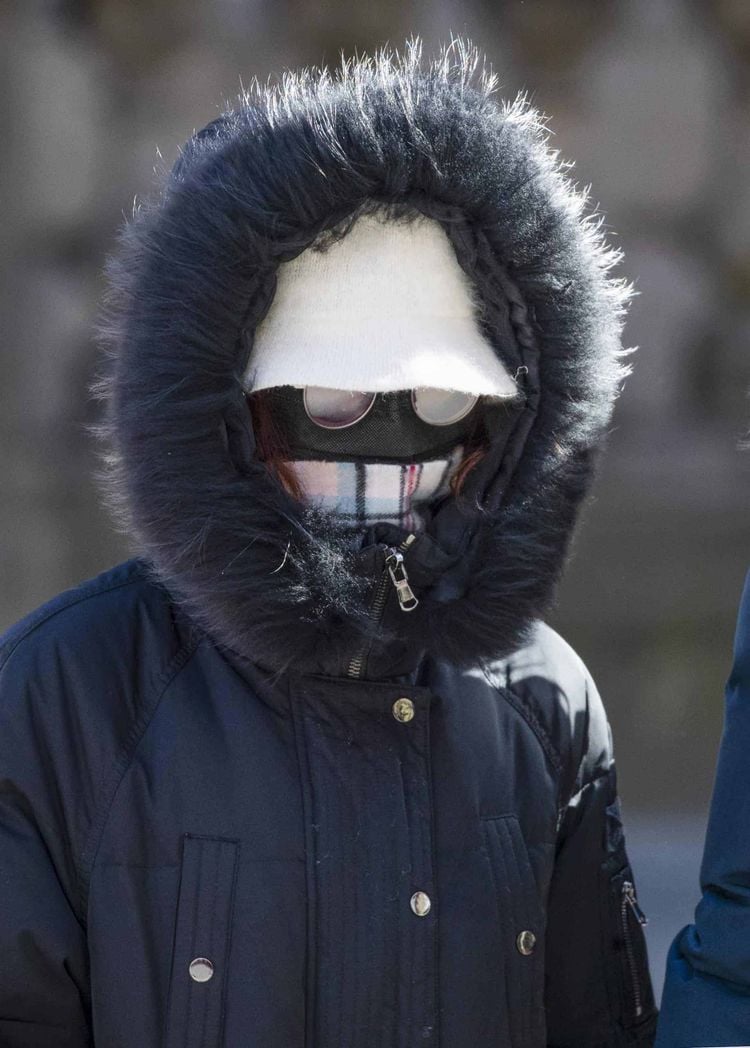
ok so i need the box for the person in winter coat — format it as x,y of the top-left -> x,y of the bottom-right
0,38 -> 658,1048
655,570 -> 750,1048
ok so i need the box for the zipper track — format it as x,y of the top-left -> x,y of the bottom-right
345,534 -> 416,680
620,880 -> 647,1021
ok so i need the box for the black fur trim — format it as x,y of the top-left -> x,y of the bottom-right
90,36 -> 633,679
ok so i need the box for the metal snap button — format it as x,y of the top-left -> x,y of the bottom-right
188,957 -> 215,982
516,930 -> 536,956
410,891 -> 431,917
393,697 -> 415,723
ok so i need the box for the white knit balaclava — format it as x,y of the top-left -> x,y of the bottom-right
243,210 -> 518,536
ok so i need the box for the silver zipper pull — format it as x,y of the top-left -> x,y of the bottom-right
385,548 -> 419,612
622,881 -> 648,925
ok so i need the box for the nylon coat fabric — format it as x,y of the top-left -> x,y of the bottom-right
655,569 -> 750,1048
0,37 -> 657,1048
0,560 -> 657,1047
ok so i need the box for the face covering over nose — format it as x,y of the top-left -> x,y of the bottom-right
242,208 -> 519,535
290,450 -> 465,534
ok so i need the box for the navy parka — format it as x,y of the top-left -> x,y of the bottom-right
0,38 -> 657,1048
656,570 -> 750,1047
0,559 -> 657,1046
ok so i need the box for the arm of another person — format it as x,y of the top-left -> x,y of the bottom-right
655,569 -> 750,1048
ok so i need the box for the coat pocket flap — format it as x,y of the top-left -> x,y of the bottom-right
164,834 -> 240,1048
481,814 -> 546,1047
481,814 -> 545,932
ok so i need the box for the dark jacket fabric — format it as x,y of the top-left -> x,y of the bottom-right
0,38 -> 657,1048
655,569 -> 750,1048
0,560 -> 657,1048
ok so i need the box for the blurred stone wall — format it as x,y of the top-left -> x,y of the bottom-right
2,0 -> 748,825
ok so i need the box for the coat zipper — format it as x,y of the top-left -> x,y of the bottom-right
345,533 -> 418,679
620,879 -> 648,1021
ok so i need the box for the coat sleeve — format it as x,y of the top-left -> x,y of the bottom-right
655,570 -> 750,1048
543,659 -> 658,1048
0,637 -> 93,1046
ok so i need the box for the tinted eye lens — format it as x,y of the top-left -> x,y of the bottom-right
412,388 -> 479,426
303,387 -> 375,429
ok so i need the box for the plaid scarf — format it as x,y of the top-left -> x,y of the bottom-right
288,445 -> 464,534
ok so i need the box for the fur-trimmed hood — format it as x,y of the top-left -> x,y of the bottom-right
93,36 -> 632,681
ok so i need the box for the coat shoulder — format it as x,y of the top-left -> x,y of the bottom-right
0,560 -> 202,926
483,620 -> 614,796
0,559 -> 200,908
0,557 -> 198,750
2,558 -> 150,659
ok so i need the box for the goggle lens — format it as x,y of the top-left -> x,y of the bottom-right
301,386 -> 480,429
411,387 -> 479,426
302,387 -> 376,429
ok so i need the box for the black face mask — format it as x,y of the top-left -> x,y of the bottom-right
256,386 -> 486,465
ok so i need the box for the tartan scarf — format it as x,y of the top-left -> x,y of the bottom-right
287,445 -> 465,536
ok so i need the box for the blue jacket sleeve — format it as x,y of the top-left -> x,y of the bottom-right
655,570 -> 750,1048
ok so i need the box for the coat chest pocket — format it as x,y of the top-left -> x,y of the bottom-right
164,834 -> 240,1048
481,815 -> 546,1048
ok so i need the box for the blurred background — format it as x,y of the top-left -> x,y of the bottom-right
1,0 -> 748,1001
